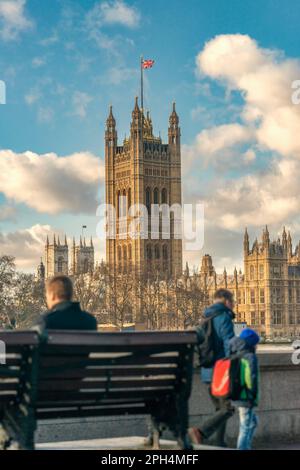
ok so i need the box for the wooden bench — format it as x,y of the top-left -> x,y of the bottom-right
0,330 -> 197,449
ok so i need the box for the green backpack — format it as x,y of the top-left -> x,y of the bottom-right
238,357 -> 259,405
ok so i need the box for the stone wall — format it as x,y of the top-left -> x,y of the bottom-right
36,351 -> 300,447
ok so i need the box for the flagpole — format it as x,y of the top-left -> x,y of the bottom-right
140,55 -> 144,111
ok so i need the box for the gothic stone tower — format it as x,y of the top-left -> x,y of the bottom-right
45,235 -> 69,278
105,98 -> 182,278
71,237 -> 94,275
243,226 -> 289,338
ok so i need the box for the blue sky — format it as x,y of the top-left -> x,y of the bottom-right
1,0 -> 300,272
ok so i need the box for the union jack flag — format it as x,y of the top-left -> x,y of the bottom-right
142,59 -> 155,69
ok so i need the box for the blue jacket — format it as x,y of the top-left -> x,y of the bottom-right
201,302 -> 235,383
229,336 -> 259,407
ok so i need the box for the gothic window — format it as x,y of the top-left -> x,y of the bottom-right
273,311 -> 283,325
289,288 -> 293,303
249,265 -> 255,280
155,245 -> 160,259
117,191 -> 121,218
259,264 -> 264,279
163,245 -> 168,260
57,257 -> 63,273
153,187 -> 159,205
161,188 -> 167,204
260,311 -> 265,325
146,244 -> 152,260
83,258 -> 89,273
289,311 -> 295,325
259,288 -> 265,304
127,188 -> 131,212
128,244 -> 132,260
250,289 -> 255,304
122,189 -> 126,217
250,311 -> 256,325
146,187 -> 151,214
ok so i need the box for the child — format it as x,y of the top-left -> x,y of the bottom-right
229,328 -> 260,450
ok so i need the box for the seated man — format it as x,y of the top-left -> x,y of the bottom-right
37,275 -> 97,331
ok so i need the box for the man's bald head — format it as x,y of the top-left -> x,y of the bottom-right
45,275 -> 73,309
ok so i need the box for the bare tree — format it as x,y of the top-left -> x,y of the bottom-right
73,265 -> 106,316
104,267 -> 134,330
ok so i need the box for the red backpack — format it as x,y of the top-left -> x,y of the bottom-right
211,357 -> 241,400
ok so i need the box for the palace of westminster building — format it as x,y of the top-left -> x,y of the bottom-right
37,97 -> 300,339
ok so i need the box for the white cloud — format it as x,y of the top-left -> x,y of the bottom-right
85,0 -> 140,53
72,91 -> 92,118
0,150 -> 104,214
32,56 -> 46,68
100,0 -> 140,28
0,0 -> 33,40
0,224 -> 52,270
195,123 -> 252,156
196,34 -> 300,158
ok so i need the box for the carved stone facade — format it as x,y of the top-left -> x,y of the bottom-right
105,98 -> 182,278
43,235 -> 94,278
199,227 -> 300,339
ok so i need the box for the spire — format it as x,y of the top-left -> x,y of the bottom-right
106,105 -> 116,128
57,235 -> 60,246
46,235 -> 49,246
288,231 -> 292,259
80,235 -> 83,247
84,237 -> 86,247
90,236 -> 93,247
244,227 -> 249,254
73,236 -> 75,247
53,234 -> 56,246
64,235 -> 68,246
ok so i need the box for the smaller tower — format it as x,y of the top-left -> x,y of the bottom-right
45,234 -> 68,278
244,228 -> 249,255
71,237 -> 94,275
36,258 -> 45,282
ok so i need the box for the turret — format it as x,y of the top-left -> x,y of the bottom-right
244,228 -> 249,255
282,226 -> 287,253
130,96 -> 142,135
262,225 -> 270,250
168,102 -> 180,147
223,267 -> 228,288
105,105 -> 117,149
288,231 -> 292,259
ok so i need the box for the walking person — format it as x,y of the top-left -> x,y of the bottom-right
229,328 -> 260,450
189,288 -> 236,447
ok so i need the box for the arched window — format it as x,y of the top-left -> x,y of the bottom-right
123,246 -> 127,262
163,245 -> 168,260
153,187 -> 159,204
127,188 -> 131,212
118,246 -> 122,262
117,191 -> 121,218
122,189 -> 126,217
250,265 -> 255,280
128,244 -> 132,260
155,245 -> 160,259
146,187 -> 151,214
83,258 -> 89,273
146,244 -> 152,260
57,256 -> 63,273
161,188 -> 167,204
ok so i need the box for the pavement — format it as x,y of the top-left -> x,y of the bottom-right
36,436 -> 225,451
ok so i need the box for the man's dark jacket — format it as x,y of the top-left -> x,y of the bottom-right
200,302 -> 235,383
37,301 -> 97,331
